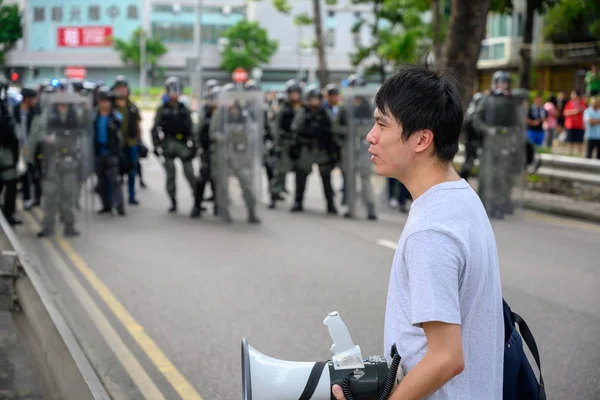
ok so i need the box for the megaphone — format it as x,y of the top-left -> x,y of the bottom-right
241,311 -> 402,400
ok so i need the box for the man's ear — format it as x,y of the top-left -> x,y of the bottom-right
414,129 -> 435,154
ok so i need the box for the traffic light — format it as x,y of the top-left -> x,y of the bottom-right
11,72 -> 18,81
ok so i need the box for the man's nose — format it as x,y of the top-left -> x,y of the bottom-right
366,127 -> 377,145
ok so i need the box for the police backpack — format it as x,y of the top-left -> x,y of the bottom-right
503,299 -> 546,400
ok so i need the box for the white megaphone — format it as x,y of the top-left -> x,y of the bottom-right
241,311 -> 402,400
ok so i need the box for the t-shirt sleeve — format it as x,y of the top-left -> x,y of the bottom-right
403,230 -> 466,327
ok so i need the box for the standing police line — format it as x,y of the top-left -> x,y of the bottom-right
0,70 -> 535,237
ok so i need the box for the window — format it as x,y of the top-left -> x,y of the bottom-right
480,44 -> 490,60
152,23 -> 234,45
326,10 -> 335,48
488,14 -> 508,38
492,43 -> 505,59
33,7 -> 45,22
479,43 -> 506,60
517,13 -> 524,36
88,5 -> 100,21
51,6 -> 63,22
69,6 -> 81,22
127,5 -> 138,19
106,5 -> 120,20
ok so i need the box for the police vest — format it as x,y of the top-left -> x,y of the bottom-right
279,103 -> 296,134
160,103 -> 189,137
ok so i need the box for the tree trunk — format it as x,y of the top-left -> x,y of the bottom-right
379,60 -> 386,84
519,0 -> 536,89
431,0 -> 443,66
442,0 -> 492,108
312,0 -> 329,85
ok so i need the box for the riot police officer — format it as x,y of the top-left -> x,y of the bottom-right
191,85 -> 220,218
210,83 -> 261,224
459,92 -> 484,181
471,71 -> 528,219
244,79 -> 275,192
25,84 -> 90,237
152,77 -> 197,213
268,79 -> 303,209
290,86 -> 337,214
0,78 -> 21,225
336,76 -> 377,220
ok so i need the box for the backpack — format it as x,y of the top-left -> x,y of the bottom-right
503,299 -> 546,400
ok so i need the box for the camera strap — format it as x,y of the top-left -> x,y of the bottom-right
298,361 -> 327,400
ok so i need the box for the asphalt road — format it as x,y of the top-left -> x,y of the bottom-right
13,111 -> 600,400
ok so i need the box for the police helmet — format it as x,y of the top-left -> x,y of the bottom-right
491,71 -> 511,92
204,79 -> 219,92
209,85 -> 221,100
165,76 -> 183,94
114,75 -> 128,88
347,74 -> 366,87
21,87 -> 38,99
285,79 -> 302,94
325,83 -> 340,96
305,85 -> 323,101
221,83 -> 237,92
244,79 -> 259,91
96,86 -> 113,102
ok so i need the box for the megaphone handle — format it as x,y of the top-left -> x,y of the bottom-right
324,312 -> 355,353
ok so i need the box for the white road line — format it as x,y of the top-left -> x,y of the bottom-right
376,239 -> 398,250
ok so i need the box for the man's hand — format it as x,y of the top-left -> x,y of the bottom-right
332,384 -> 346,400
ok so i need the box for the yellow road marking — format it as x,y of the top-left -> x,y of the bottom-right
523,210 -> 600,234
23,213 -> 167,400
30,209 -> 204,400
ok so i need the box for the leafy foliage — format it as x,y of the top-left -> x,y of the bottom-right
543,0 -> 600,43
350,0 -> 430,81
113,28 -> 167,77
219,21 -> 279,72
0,0 -> 23,66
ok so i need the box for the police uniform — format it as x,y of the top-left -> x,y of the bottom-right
290,87 -> 337,213
152,77 -> 197,212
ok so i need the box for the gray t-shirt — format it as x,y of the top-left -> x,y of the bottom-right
383,179 -> 503,400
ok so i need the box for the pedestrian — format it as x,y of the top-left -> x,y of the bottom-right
583,95 -> 600,159
332,61 -> 504,400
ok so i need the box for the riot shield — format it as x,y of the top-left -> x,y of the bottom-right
477,91 -> 528,220
38,90 -> 94,235
339,87 -> 379,219
213,91 -> 264,222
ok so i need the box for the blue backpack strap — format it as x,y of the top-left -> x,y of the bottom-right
511,312 -> 546,400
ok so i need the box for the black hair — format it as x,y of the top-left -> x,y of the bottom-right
374,59 -> 463,162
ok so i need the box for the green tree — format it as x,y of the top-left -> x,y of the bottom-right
219,20 -> 279,72
113,28 -> 167,81
350,0 -> 429,83
0,0 -> 23,67
543,0 -> 600,44
489,0 -> 557,89
259,0 -> 337,85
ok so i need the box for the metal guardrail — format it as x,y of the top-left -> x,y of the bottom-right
456,145 -> 600,185
0,213 -> 111,400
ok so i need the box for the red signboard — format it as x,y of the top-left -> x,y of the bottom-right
232,67 -> 248,83
57,26 -> 113,47
65,67 -> 87,79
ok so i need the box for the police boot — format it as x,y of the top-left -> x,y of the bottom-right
190,206 -> 201,219
366,203 -> 377,221
168,198 -> 177,213
37,229 -> 53,238
268,194 -> 277,210
327,200 -> 338,215
248,208 -> 261,224
64,224 -> 80,237
290,202 -> 303,212
117,206 -> 126,216
490,208 -> 504,220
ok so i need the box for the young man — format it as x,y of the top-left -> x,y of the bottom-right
332,62 -> 504,400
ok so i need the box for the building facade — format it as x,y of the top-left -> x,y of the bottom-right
5,0 -> 371,90
476,0 -> 599,94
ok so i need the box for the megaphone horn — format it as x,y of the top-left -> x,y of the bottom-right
241,312 -> 402,400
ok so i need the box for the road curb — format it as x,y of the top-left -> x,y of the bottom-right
523,199 -> 600,224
